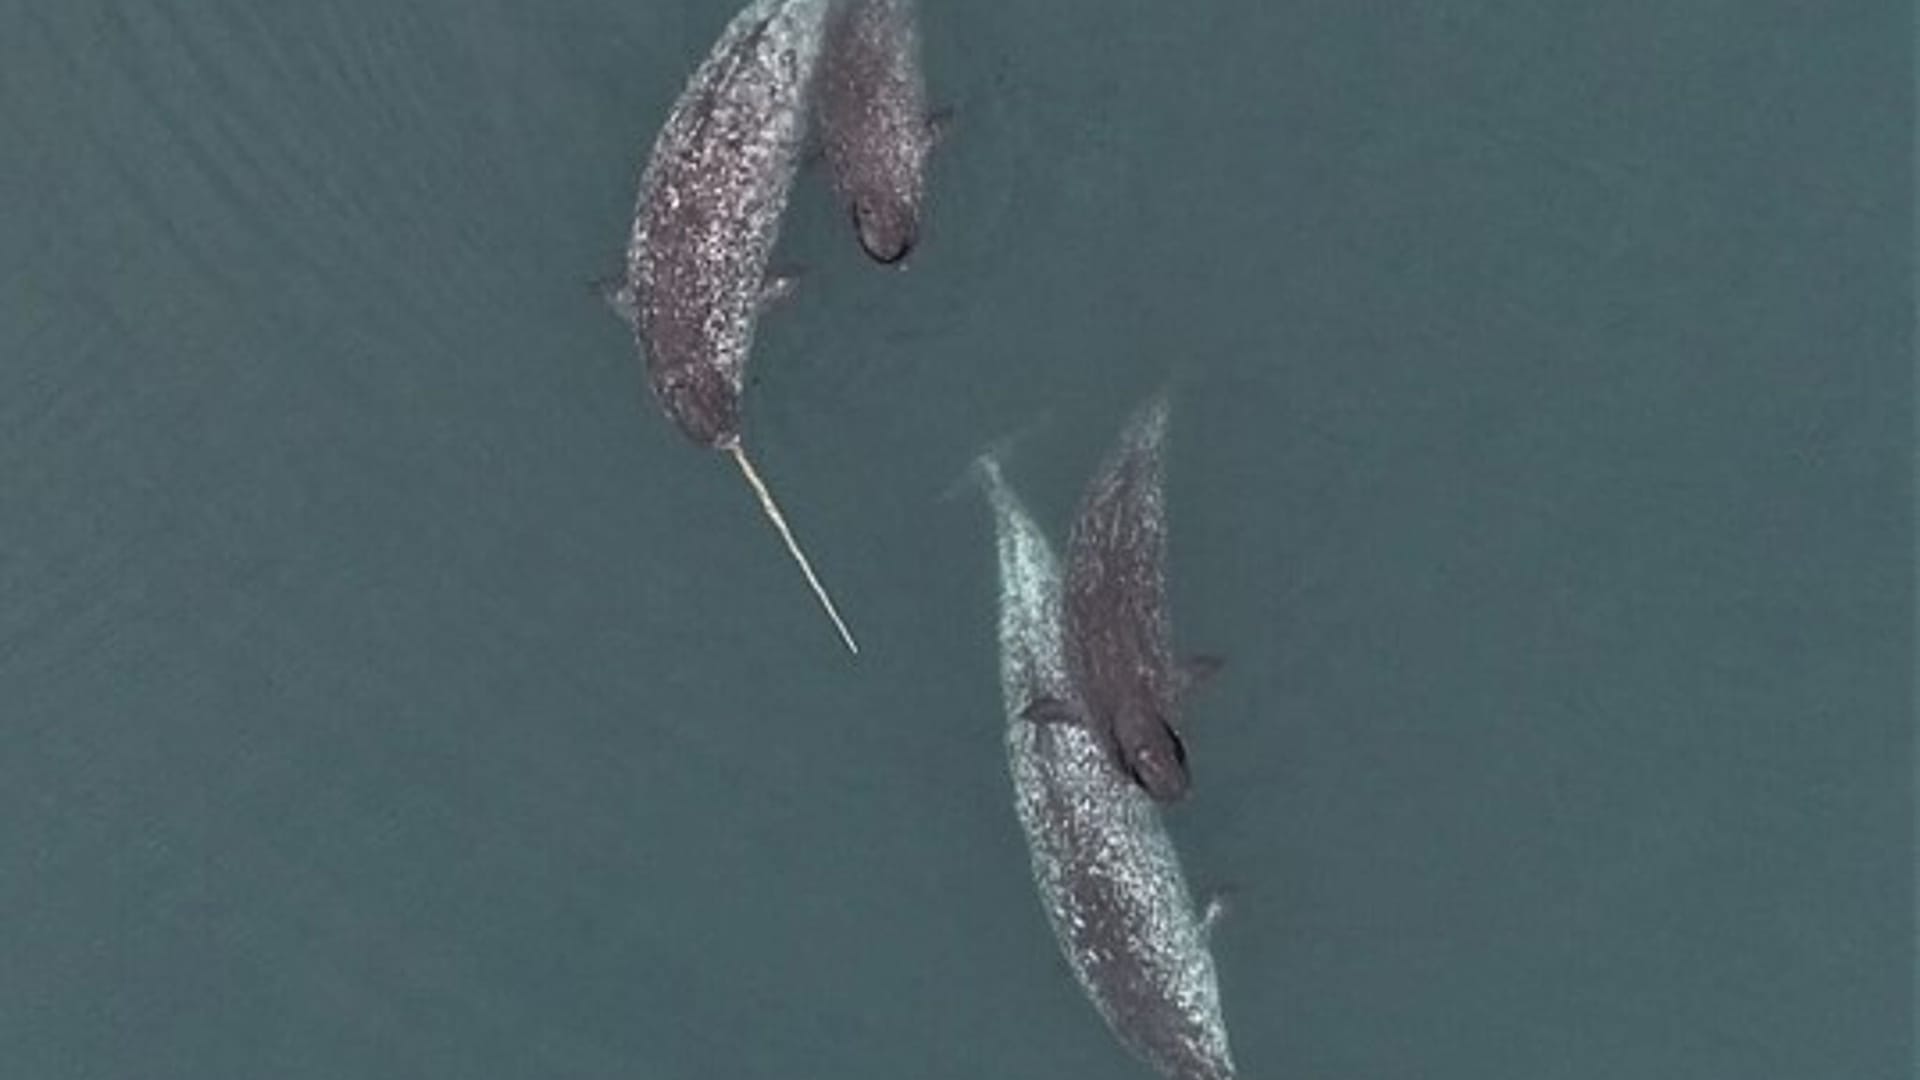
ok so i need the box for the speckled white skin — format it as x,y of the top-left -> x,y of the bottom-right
818,0 -> 931,263
625,0 -> 831,447
979,457 -> 1237,1080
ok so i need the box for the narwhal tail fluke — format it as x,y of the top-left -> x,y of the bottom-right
935,411 -> 1054,506
724,442 -> 860,656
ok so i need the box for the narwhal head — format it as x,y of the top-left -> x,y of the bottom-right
1116,701 -> 1189,802
851,193 -> 920,265
653,362 -> 740,448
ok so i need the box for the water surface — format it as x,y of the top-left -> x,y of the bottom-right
0,2 -> 1909,1077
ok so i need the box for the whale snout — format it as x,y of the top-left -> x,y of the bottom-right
853,198 -> 919,265
1117,703 -> 1191,803
1124,736 -> 1190,803
653,364 -> 739,448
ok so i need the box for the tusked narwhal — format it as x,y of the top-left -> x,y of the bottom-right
974,435 -> 1236,1080
613,0 -> 858,654
817,0 -> 939,264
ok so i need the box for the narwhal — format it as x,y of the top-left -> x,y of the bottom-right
614,0 -> 857,653
975,443 -> 1236,1080
817,0 -> 938,264
1023,395 -> 1214,801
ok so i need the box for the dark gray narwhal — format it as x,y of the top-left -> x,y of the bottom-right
818,0 -> 937,264
616,0 -> 856,654
1028,394 -> 1213,801
975,449 -> 1236,1080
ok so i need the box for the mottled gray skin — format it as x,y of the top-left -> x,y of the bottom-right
624,0 -> 831,447
1061,394 -> 1191,802
979,455 -> 1236,1080
818,0 -> 932,264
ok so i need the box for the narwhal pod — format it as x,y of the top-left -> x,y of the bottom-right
976,451 -> 1236,1080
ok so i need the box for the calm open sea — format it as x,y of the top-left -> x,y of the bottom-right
1,2 -> 1909,1077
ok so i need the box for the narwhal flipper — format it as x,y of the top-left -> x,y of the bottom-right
1200,890 -> 1231,942
1175,654 -> 1225,698
926,104 -> 954,145
595,274 -> 638,326
759,269 -> 802,311
1020,695 -> 1080,726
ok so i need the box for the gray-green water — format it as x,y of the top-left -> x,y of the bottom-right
2,2 -> 1910,1077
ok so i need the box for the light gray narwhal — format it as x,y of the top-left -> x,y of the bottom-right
616,0 -> 857,654
976,442 -> 1236,1080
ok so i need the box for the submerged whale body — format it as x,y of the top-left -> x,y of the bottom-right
818,0 -> 935,264
977,453 -> 1236,1080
